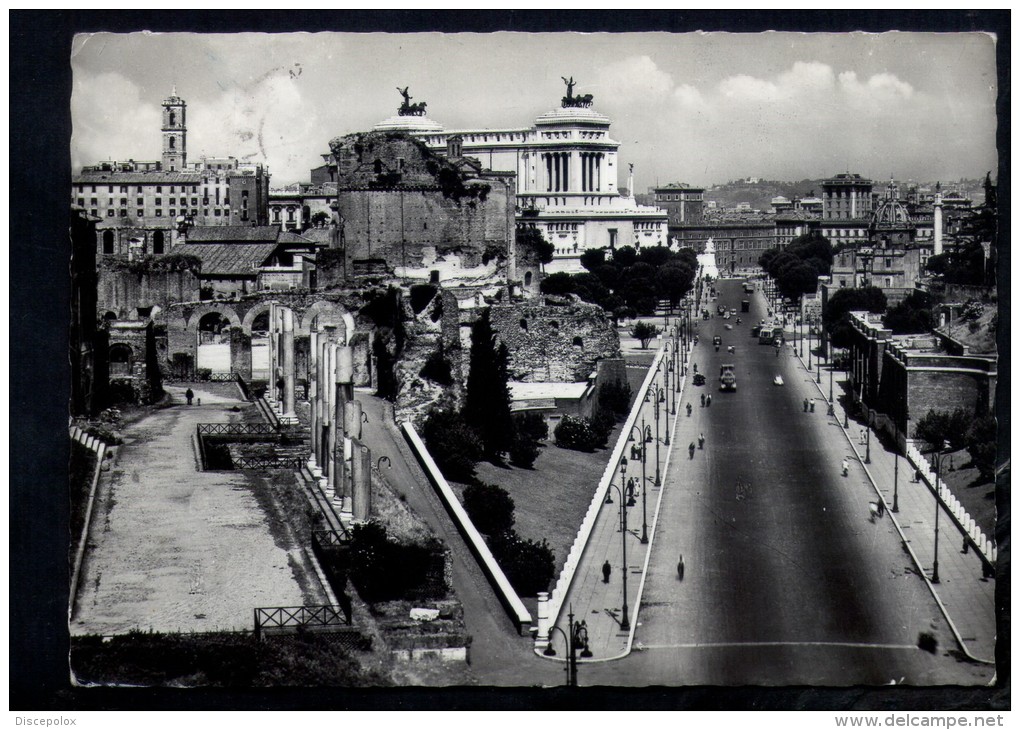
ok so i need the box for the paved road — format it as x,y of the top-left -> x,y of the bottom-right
578,279 -> 989,686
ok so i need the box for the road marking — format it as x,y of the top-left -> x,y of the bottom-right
637,641 -> 918,651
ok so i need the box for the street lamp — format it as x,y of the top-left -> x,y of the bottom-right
929,448 -> 954,584
542,605 -> 592,686
631,422 -> 650,544
650,384 -> 665,481
827,360 -> 835,416
865,410 -> 873,464
605,475 -> 631,632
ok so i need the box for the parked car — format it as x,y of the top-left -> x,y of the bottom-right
693,373 -> 707,386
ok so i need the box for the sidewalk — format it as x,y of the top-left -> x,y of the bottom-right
789,342 -> 997,665
544,316 -> 693,662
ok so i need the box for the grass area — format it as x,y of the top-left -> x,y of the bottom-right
71,630 -> 390,687
449,360 -> 652,586
921,448 -> 996,538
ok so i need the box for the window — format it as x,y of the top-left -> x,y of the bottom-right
108,186 -> 113,193
169,209 -> 175,217
156,186 -> 162,193
120,186 -> 127,193
102,230 -> 115,254
137,209 -> 144,217
153,230 -> 165,254
90,197 -> 98,206
120,198 -> 127,206
191,197 -> 198,206
155,210 -> 162,217
137,197 -> 144,205
119,209 -> 127,217
77,198 -> 84,207
214,209 -> 220,216
572,337 -> 583,348
155,198 -> 162,206
169,197 -> 175,205
107,210 -> 115,217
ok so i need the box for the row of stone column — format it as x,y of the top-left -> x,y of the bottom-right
265,303 -> 372,524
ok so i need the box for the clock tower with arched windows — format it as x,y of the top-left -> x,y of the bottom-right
161,87 -> 187,171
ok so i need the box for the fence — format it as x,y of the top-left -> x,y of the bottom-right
905,440 -> 997,568
253,605 -> 350,640
230,455 -> 306,470
68,426 -> 109,620
197,423 -> 278,437
310,529 -> 353,622
536,345 -> 666,647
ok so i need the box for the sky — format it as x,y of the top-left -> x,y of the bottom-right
70,31 -> 999,189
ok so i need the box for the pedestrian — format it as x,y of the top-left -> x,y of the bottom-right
810,399 -> 816,413
701,393 -> 706,407
706,395 -> 712,407
877,500 -> 885,518
602,560 -> 612,584
841,458 -> 849,477
913,468 -> 921,483
686,403 -> 693,417
626,478 -> 635,504
869,502 -> 879,523
185,387 -> 194,405
677,556 -> 685,581
859,428 -> 866,445
698,433 -> 705,449
630,445 -> 637,461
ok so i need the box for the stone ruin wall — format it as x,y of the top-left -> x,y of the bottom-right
489,297 -> 621,383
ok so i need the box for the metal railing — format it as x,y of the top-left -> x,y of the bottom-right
313,529 -> 351,548
254,605 -> 350,640
231,455 -> 305,470
198,423 -> 278,437
209,372 -> 236,382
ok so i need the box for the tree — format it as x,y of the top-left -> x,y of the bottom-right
464,311 -> 514,460
580,247 -> 607,271
513,411 -> 548,444
612,245 -> 637,267
965,414 -> 997,481
630,321 -> 659,349
463,482 -> 516,535
823,287 -> 888,332
310,211 -> 330,228
516,226 -> 554,265
655,261 -> 695,309
598,379 -> 633,416
914,408 -> 973,453
884,291 -> 933,335
637,245 -> 672,268
421,408 -> 482,482
508,428 -> 540,469
540,271 -> 574,296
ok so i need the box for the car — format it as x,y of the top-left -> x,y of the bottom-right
724,324 -> 733,330
723,312 -> 731,320
773,375 -> 784,386
693,373 -> 706,386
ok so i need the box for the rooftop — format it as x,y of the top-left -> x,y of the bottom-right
184,226 -> 281,243
176,242 -> 279,277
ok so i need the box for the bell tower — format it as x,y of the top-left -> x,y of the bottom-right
161,86 -> 187,171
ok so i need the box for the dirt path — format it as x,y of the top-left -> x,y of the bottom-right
71,391 -> 322,636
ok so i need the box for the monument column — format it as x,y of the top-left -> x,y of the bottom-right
267,301 -> 277,402
352,442 -> 372,522
308,325 -> 320,476
282,308 -> 296,420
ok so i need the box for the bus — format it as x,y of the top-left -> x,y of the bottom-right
758,327 -> 778,345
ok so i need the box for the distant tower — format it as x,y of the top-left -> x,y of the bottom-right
162,86 -> 187,171
934,182 -> 944,256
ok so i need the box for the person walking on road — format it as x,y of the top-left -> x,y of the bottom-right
701,393 -> 706,407
677,555 -> 685,581
686,402 -> 693,417
185,388 -> 194,405
803,398 -> 809,412
841,458 -> 849,477
698,433 -> 705,449
869,502 -> 880,523
602,560 -> 612,584
689,442 -> 696,459
859,428 -> 866,445
706,394 -> 712,407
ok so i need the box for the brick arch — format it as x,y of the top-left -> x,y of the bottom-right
184,303 -> 242,332
241,302 -> 274,334
300,300 -> 354,344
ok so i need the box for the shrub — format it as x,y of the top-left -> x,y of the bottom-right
490,531 -> 555,597
588,410 -> 617,449
463,482 -> 516,536
421,409 -> 482,482
508,428 -> 540,469
512,412 -> 548,444
196,368 -> 212,381
554,415 -> 599,452
630,321 -> 659,349
347,522 -> 448,603
599,379 -> 632,416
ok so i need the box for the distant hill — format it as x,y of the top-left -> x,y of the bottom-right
704,179 -> 826,211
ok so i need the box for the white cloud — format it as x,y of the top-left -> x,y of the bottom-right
71,71 -> 162,168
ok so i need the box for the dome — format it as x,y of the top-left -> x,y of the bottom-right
872,198 -> 910,227
373,114 -> 445,133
